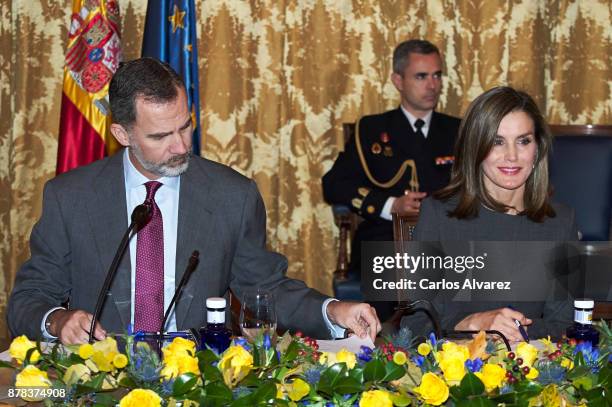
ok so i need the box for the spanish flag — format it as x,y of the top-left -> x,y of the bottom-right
56,0 -> 122,174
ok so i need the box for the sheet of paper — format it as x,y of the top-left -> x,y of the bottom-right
316,335 -> 375,354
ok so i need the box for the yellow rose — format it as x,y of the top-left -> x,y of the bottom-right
286,378 -> 310,401
525,367 -> 539,380
336,348 -> 357,369
418,343 -> 431,356
119,388 -> 162,407
218,345 -> 253,387
359,389 -> 393,407
63,363 -> 91,386
475,363 -> 506,391
439,342 -> 470,362
161,354 -> 200,380
163,337 -> 197,359
15,365 -> 51,401
89,337 -> 120,371
516,342 -> 538,367
78,343 -> 94,359
92,351 -> 114,372
113,353 -> 128,369
415,372 -> 449,406
439,357 -> 466,383
9,335 -> 40,364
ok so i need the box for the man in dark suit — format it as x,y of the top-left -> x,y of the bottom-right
322,39 -> 461,319
8,58 -> 380,345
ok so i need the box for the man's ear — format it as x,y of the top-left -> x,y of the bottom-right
110,123 -> 130,147
390,72 -> 403,92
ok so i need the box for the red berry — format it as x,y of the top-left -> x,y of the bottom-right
548,354 -> 555,360
295,331 -> 303,338
387,355 -> 393,361
522,366 -> 530,375
554,350 -> 561,357
516,358 -> 523,366
298,350 -> 306,356
313,343 -> 319,350
508,376 -> 516,384
508,352 -> 516,360
568,338 -> 577,346
506,371 -> 513,378
556,342 -> 563,349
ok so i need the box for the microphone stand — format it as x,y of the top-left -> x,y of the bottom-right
88,204 -> 151,343
156,250 -> 200,348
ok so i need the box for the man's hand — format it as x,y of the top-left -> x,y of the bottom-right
326,301 -> 381,342
391,191 -> 427,216
47,309 -> 107,345
454,307 -> 532,343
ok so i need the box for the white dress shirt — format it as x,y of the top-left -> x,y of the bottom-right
380,107 -> 433,221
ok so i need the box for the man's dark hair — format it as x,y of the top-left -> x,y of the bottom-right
109,57 -> 185,127
392,39 -> 440,75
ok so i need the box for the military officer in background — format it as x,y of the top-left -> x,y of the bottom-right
322,39 -> 461,321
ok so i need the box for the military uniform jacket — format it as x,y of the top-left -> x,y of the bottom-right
322,108 -> 460,265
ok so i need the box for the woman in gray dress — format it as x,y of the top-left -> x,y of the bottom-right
405,86 -> 577,342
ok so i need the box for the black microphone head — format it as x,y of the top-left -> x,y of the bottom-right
131,204 -> 152,230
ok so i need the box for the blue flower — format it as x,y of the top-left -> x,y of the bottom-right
160,378 -> 174,396
574,342 -> 600,372
428,332 -> 437,347
537,360 -> 566,385
465,358 -> 483,373
304,367 -> 322,385
263,333 -> 271,350
233,337 -> 251,351
357,345 -> 373,362
499,384 -> 513,394
412,355 -> 425,367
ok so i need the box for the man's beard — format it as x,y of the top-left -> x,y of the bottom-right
130,142 -> 192,177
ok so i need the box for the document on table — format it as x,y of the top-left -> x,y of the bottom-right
317,335 -> 375,354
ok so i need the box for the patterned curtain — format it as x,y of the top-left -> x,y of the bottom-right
0,0 -> 610,345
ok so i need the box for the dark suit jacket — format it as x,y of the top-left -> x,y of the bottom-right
322,108 -> 461,268
8,151 -> 330,339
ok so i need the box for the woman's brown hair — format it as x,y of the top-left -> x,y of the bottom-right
436,86 -> 555,222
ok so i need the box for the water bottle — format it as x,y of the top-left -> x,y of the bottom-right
199,297 -> 232,353
566,298 -> 599,346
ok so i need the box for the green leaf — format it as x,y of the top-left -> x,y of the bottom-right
86,372 -> 107,391
118,376 -> 137,388
573,375 -> 594,391
459,373 -> 485,397
382,361 -> 405,381
363,359 -> 385,382
333,376 -> 363,394
449,385 -> 465,401
347,367 -> 364,383
251,381 -> 278,404
239,371 -> 263,387
197,348 -> 220,366
203,364 -> 223,383
280,340 -> 299,363
456,396 -> 496,407
204,382 -> 233,407
390,392 -> 412,407
318,363 -> 346,396
92,392 -> 117,407
173,373 -> 198,396
597,363 -> 611,387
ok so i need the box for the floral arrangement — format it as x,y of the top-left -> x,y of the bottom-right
2,322 -> 611,406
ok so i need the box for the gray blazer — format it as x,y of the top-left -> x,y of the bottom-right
8,151 -> 330,339
401,196 -> 578,339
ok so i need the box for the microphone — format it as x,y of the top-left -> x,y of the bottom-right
159,250 -> 200,335
88,204 -> 152,343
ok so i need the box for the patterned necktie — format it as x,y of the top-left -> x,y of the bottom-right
134,181 -> 164,333
414,118 -> 426,138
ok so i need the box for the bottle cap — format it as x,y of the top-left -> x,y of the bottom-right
574,299 -> 594,309
206,297 -> 226,309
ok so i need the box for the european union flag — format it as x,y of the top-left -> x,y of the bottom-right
142,0 -> 201,155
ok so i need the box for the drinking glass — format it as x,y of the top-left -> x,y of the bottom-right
239,290 -> 277,343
